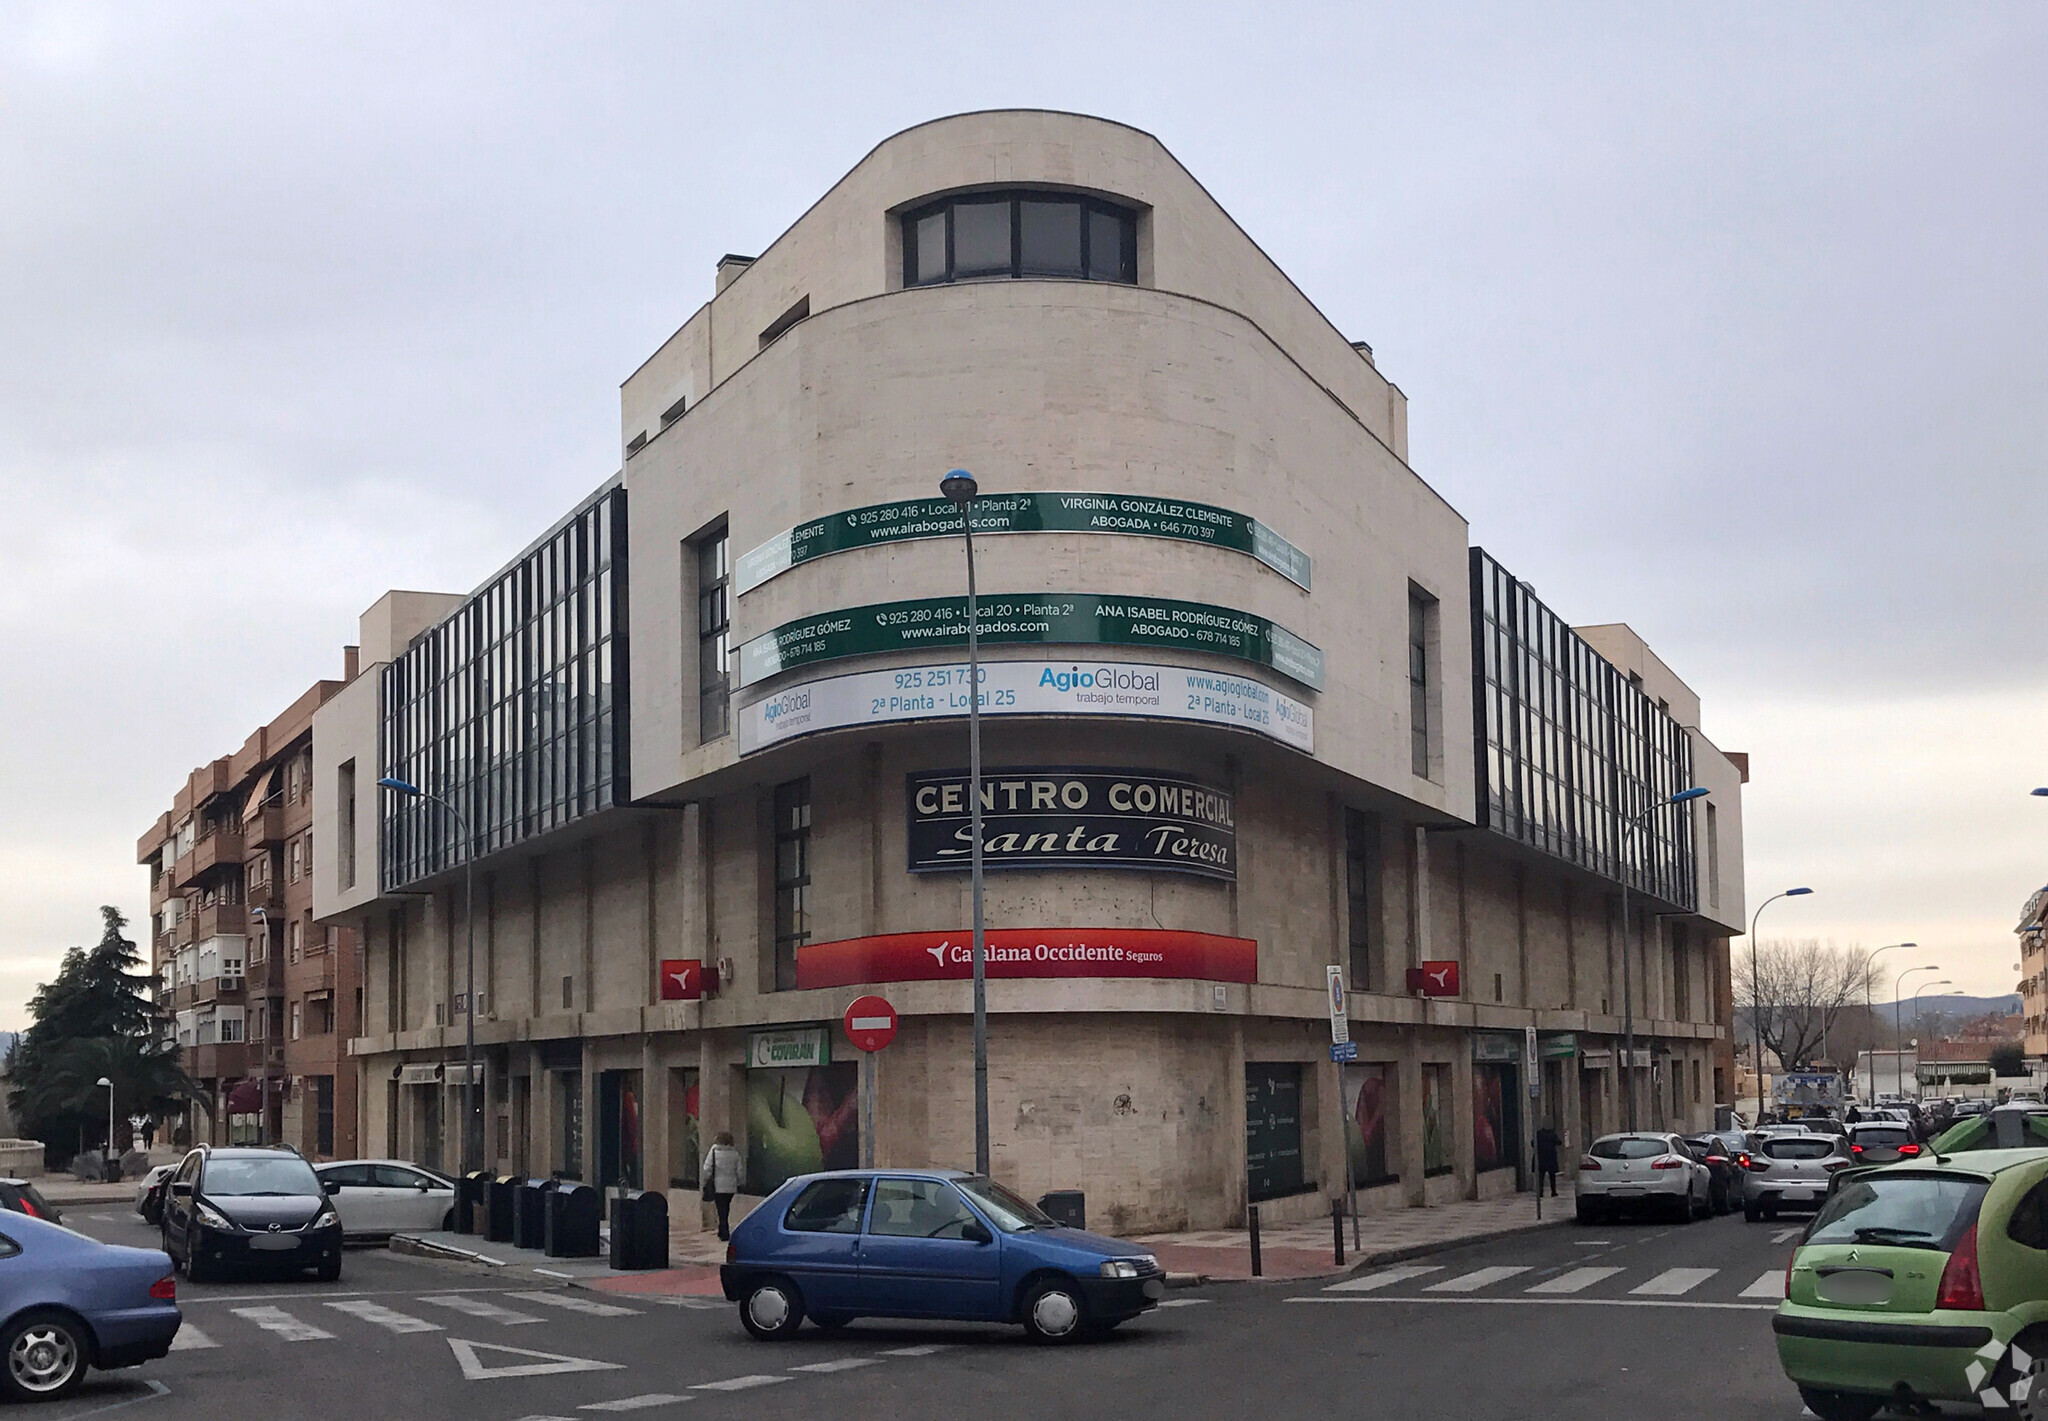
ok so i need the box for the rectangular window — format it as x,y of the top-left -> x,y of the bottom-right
1422,1065 -> 1452,1176
952,199 -> 1010,275
1344,810 -> 1375,992
289,1000 -> 302,1040
904,192 -> 1138,287
339,760 -> 357,891
1706,802 -> 1720,910
288,920 -> 302,963
1691,1058 -> 1702,1103
315,1076 -> 334,1156
288,839 -> 301,883
773,778 -> 813,991
1408,588 -> 1435,779
1018,199 -> 1083,276
696,527 -> 730,742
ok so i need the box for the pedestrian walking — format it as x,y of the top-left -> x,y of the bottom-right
702,1131 -> 742,1240
1534,1122 -> 1562,1197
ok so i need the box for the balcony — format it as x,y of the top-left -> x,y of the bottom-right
247,805 -> 287,848
288,953 -> 338,994
187,1042 -> 248,1081
193,901 -> 245,941
189,975 -> 246,1007
190,828 -> 244,881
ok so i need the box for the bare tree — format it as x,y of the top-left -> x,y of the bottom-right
1737,939 -> 1882,1072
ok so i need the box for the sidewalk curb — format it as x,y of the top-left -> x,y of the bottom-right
389,1234 -> 506,1267
1186,1214 -> 1567,1288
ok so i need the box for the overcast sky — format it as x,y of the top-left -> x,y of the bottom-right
3,4 -> 2042,1030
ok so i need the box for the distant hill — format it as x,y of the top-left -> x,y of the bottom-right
1878,995 -> 2021,1029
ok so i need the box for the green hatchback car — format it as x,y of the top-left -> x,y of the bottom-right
1775,1149 -> 2048,1420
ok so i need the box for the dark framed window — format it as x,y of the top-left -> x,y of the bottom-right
1408,588 -> 1435,778
1344,810 -> 1376,992
695,527 -> 730,741
772,778 -> 812,991
903,191 -> 1137,287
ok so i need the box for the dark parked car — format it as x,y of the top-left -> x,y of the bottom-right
1683,1135 -> 1744,1214
721,1169 -> 1164,1343
159,1146 -> 342,1283
0,1180 -> 62,1227
0,1209 -> 180,1401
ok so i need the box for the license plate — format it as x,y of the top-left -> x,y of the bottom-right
1782,1188 -> 1814,1202
1610,1186 -> 1645,1196
1143,1279 -> 1166,1300
248,1234 -> 302,1251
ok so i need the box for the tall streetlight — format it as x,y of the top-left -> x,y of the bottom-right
1747,887 -> 1815,1121
1618,785 -> 1709,1131
379,776 -> 478,1178
97,1077 -> 115,1166
1894,966 -> 1944,1098
939,469 -> 990,1177
1911,982 -> 1958,1100
1859,943 -> 1916,1099
250,904 -> 272,1144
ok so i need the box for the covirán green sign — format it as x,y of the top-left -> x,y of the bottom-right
734,593 -> 1325,692
735,491 -> 1312,594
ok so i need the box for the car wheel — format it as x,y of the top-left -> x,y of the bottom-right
1022,1279 -> 1086,1344
1672,1187 -> 1693,1224
1574,1198 -> 1596,1225
0,1310 -> 90,1403
737,1279 -> 804,1341
808,1312 -> 852,1332
1763,1203 -> 1780,1221
1743,1197 -> 1762,1222
1796,1388 -> 1881,1421
441,1208 -> 455,1232
316,1255 -> 341,1283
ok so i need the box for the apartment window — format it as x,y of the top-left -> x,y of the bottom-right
287,759 -> 302,804
1705,802 -> 1721,910
218,1015 -> 244,1043
288,920 -> 302,964
1344,810 -> 1376,992
1408,588 -> 1436,778
773,778 -> 812,991
339,760 -> 357,891
903,191 -> 1137,287
304,832 -> 312,877
288,838 -> 301,883
562,975 -> 575,1011
1691,1058 -> 1702,1103
696,527 -> 731,741
289,1000 -> 302,1040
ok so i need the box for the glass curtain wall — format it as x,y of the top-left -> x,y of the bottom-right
381,485 -> 629,891
1468,547 -> 1696,912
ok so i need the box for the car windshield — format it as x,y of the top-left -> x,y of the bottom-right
1589,1138 -> 1670,1160
205,1157 -> 322,1196
1764,1138 -> 1838,1160
1808,1173 -> 1986,1251
1853,1128 -> 1912,1145
954,1176 -> 1057,1233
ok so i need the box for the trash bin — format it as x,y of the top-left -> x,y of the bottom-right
515,1177 -> 554,1251
487,1175 -> 522,1243
608,1190 -> 669,1271
1038,1190 -> 1086,1230
453,1171 -> 492,1235
545,1181 -> 601,1258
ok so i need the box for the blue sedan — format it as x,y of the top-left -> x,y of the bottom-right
720,1169 -> 1165,1342
0,1211 -> 181,1401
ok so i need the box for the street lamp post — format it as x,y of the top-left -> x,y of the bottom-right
1746,887 -> 1816,1122
97,1077 -> 114,1166
379,777 -> 478,1177
1894,966 -> 1945,1099
1618,786 -> 1709,1131
1911,982 -> 1957,1100
1859,943 -> 1916,1100
250,904 -> 271,1144
940,469 -> 990,1177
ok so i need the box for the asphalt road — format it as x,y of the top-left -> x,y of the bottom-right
44,1201 -> 1823,1421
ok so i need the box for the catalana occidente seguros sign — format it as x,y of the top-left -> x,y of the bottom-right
906,767 -> 1236,881
734,593 -> 1325,692
736,658 -> 1313,756
794,928 -> 1258,991
735,491 -> 1311,594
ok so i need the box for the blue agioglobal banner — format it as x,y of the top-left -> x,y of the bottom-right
734,593 -> 1326,692
735,490 -> 1312,593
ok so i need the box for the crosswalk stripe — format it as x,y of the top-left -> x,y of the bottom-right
881,1345 -> 950,1357
1741,1271 -> 1785,1300
169,1325 -> 217,1351
1427,1266 -> 1531,1293
231,1305 -> 334,1342
421,1294 -> 545,1325
1525,1267 -> 1623,1295
505,1291 -> 641,1317
1772,1227 -> 1805,1244
790,1359 -> 878,1373
1153,1298 -> 1213,1308
327,1300 -> 441,1334
578,1395 -> 692,1410
1631,1268 -> 1718,1296
691,1376 -> 787,1391
1326,1266 -> 1443,1293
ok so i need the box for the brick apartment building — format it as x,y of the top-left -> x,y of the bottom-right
137,652 -> 363,1157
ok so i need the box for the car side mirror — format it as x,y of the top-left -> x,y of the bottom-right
170,1182 -> 192,1198
324,1181 -> 340,1195
961,1220 -> 993,1245
416,1181 -> 431,1192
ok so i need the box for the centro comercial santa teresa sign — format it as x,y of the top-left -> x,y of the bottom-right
905,766 -> 1236,881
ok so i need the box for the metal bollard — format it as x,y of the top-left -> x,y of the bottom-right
1332,1196 -> 1346,1267
1248,1204 -> 1263,1277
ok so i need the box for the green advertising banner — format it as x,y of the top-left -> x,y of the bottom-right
735,593 -> 1326,692
735,490 -> 1312,594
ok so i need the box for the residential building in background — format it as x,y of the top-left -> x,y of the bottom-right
136,652 -> 365,1157
309,110 -> 1749,1229
2020,887 -> 2047,1063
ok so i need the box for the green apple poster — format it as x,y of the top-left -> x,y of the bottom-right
746,1063 -> 858,1194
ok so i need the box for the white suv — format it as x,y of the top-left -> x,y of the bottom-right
1575,1132 -> 1712,1224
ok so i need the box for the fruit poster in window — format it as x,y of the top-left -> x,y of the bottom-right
745,1062 -> 858,1196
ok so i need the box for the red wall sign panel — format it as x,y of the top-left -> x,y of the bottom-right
659,958 -> 704,1001
795,929 -> 1258,991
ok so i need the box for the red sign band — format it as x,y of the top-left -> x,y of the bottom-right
658,958 -> 704,1001
796,929 -> 1258,991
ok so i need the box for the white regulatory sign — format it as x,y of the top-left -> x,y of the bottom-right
737,657 -> 1314,756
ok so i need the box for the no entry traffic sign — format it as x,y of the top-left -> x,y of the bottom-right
843,995 -> 899,1053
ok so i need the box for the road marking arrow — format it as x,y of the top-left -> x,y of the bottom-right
447,1338 -> 625,1381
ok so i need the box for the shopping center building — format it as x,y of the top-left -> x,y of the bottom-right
312,110 -> 1748,1232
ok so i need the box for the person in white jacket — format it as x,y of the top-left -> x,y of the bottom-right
702,1132 -> 742,1240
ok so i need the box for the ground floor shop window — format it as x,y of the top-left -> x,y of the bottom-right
598,1070 -> 642,1190
556,1070 -> 583,1179
746,1063 -> 857,1196
670,1068 -> 700,1189
1422,1064 -> 1453,1176
1342,1063 -> 1397,1186
418,1085 -> 443,1173
1246,1063 -> 1307,1201
1474,1062 -> 1519,1173
314,1075 -> 333,1157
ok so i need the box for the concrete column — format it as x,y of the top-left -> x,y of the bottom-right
640,1034 -> 665,1192
1397,1033 -> 1426,1206
528,1044 -> 554,1177
1453,1046 -> 1476,1199
1227,1016 -> 1248,1226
